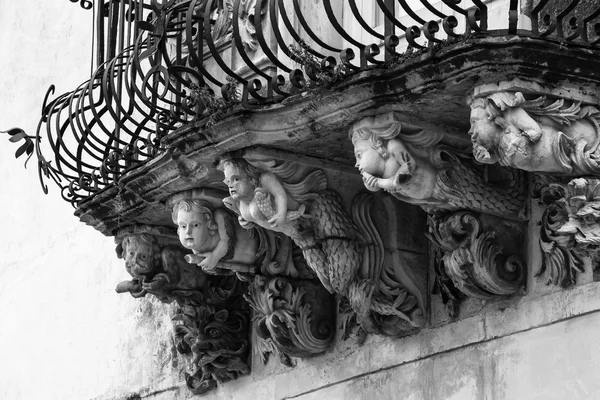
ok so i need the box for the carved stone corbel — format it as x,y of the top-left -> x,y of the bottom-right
172,276 -> 250,395
427,212 -> 525,303
468,79 -> 600,175
245,275 -> 335,365
114,225 -> 251,395
349,111 -> 528,220
537,178 -> 600,287
216,150 -> 427,343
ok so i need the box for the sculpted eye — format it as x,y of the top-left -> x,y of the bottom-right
129,251 -> 134,256
194,223 -> 200,228
208,328 -> 222,338
141,254 -> 147,260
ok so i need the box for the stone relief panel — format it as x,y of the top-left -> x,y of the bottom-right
349,112 -> 528,315
114,225 -> 251,396
468,79 -> 600,175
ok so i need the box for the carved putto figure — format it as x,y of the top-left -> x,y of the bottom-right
218,156 -> 361,295
469,90 -> 600,174
171,197 -> 260,274
350,112 -> 526,218
115,230 -> 207,302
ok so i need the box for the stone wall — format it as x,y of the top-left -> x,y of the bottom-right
2,2 -> 600,400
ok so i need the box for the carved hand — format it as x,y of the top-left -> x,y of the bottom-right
361,172 -> 381,192
142,275 -> 168,290
473,143 -> 497,164
198,253 -> 219,272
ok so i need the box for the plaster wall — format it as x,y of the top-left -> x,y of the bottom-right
1,2 -> 600,400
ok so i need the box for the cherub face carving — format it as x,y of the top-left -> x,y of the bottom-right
353,136 -> 386,177
123,236 -> 156,276
223,164 -> 255,200
177,209 -> 211,251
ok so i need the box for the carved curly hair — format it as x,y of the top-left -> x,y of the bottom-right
171,199 -> 219,235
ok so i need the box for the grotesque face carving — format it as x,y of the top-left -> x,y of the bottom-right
353,136 -> 386,177
122,235 -> 158,277
177,209 -> 212,251
222,163 -> 255,201
468,101 -> 502,163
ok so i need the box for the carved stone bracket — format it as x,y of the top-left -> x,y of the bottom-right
245,276 -> 335,365
427,211 -> 526,303
468,79 -> 600,175
173,276 -> 250,396
538,178 -> 600,287
349,111 -> 528,220
215,150 -> 427,343
114,225 -> 251,396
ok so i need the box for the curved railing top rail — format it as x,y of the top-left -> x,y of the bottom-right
11,0 -> 600,207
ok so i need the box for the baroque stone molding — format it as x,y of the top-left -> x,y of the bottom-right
173,276 -> 250,395
427,212 -> 526,304
245,276 -> 335,365
538,178 -> 600,287
114,225 -> 251,395
350,112 -> 527,219
469,79 -> 600,175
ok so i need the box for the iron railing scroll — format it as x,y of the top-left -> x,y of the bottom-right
11,0 -> 600,207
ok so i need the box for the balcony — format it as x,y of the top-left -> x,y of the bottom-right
6,0 -> 600,396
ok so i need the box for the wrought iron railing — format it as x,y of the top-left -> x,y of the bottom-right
12,0 -> 600,207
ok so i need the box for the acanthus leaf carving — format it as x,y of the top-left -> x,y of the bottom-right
244,275 -> 335,363
173,276 -> 250,395
427,211 -> 526,301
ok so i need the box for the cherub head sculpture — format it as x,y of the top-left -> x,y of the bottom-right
350,112 -> 447,201
218,158 -> 260,202
172,199 -> 219,252
116,233 -> 162,278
